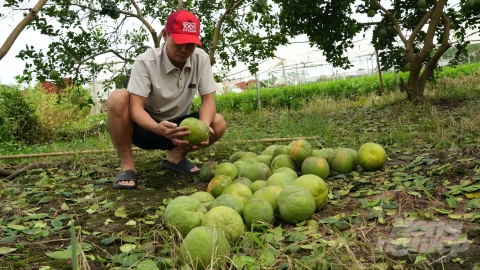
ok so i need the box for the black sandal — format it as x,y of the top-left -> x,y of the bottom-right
112,170 -> 138,189
161,158 -> 200,174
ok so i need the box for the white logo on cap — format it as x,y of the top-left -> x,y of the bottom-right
182,22 -> 197,33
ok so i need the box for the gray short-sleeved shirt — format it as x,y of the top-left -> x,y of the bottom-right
127,43 -> 217,122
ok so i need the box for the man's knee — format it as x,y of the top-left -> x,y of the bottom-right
107,89 -> 129,112
213,113 -> 227,134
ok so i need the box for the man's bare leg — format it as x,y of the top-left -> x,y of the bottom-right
107,89 -> 136,187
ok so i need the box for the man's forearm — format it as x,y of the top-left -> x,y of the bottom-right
130,109 -> 159,132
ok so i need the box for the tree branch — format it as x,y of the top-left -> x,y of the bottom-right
0,0 -> 49,61
130,0 -> 160,48
418,0 -> 447,61
71,2 -> 160,48
373,0 -> 407,44
209,0 -> 245,65
420,12 -> 451,82
409,8 -> 435,44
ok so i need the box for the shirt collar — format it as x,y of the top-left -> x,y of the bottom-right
161,42 -> 192,73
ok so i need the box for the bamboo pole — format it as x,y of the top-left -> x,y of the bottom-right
0,136 -> 319,160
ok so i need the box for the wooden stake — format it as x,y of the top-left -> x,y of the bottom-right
0,136 -> 319,160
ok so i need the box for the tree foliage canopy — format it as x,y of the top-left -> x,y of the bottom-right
1,0 -> 479,100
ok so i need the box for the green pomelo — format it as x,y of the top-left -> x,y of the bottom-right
250,180 -> 268,193
229,151 -> 247,163
244,157 -> 259,164
323,148 -> 336,163
211,194 -> 244,217
199,161 -> 217,182
261,145 -> 278,156
238,152 -> 257,161
179,226 -> 230,270
252,185 -> 283,213
202,206 -> 245,243
49,70 -> 60,80
289,139 -> 313,165
357,142 -> 387,171
346,148 -> 358,160
379,28 -> 387,37
214,162 -> 238,181
206,175 -> 233,198
189,191 -> 215,210
277,185 -> 316,225
417,0 -> 426,8
367,8 -> 376,17
312,149 -> 330,160
466,0 -> 476,9
233,177 -> 253,188
270,154 -> 299,172
266,172 -> 296,188
330,148 -> 357,174
256,155 -> 273,167
221,183 -> 253,205
164,196 -> 207,237
179,118 -> 210,146
238,162 -> 272,181
233,160 -> 248,172
293,174 -> 328,211
301,156 -> 330,179
273,167 -> 298,179
243,198 -> 274,231
272,145 -> 289,158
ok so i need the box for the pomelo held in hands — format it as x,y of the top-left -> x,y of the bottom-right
357,142 -> 387,171
179,118 -> 210,146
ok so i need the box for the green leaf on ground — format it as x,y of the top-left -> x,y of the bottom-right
0,247 -> 16,255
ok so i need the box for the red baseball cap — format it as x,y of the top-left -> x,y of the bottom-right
166,10 -> 202,46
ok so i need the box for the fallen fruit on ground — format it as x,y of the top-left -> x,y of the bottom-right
277,185 -> 316,225
214,162 -> 238,181
179,226 -> 230,270
233,177 -> 253,188
221,183 -> 253,205
273,167 -> 298,179
202,206 -> 245,243
330,148 -> 357,174
293,174 -> 328,211
301,156 -> 330,179
250,180 -> 268,193
243,198 -> 274,231
238,162 -> 272,181
252,185 -> 283,213
266,172 -> 296,188
199,161 -> 217,182
357,142 -> 387,171
189,191 -> 215,210
206,175 -> 233,198
179,118 -> 209,146
256,154 -> 273,167
211,194 -> 245,217
164,196 -> 207,237
289,139 -> 313,164
270,154 -> 299,172
261,145 -> 278,156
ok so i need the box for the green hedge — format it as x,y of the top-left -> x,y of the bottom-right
193,63 -> 480,113
0,85 -> 44,144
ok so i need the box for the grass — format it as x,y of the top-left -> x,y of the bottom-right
1,73 -> 480,269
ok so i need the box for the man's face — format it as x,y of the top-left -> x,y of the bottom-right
163,31 -> 197,67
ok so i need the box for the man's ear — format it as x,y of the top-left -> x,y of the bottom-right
161,28 -> 168,41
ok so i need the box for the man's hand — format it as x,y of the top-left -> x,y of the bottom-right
186,126 -> 214,150
155,121 -> 190,145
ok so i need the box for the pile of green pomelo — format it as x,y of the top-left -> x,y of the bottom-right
165,121 -> 388,270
